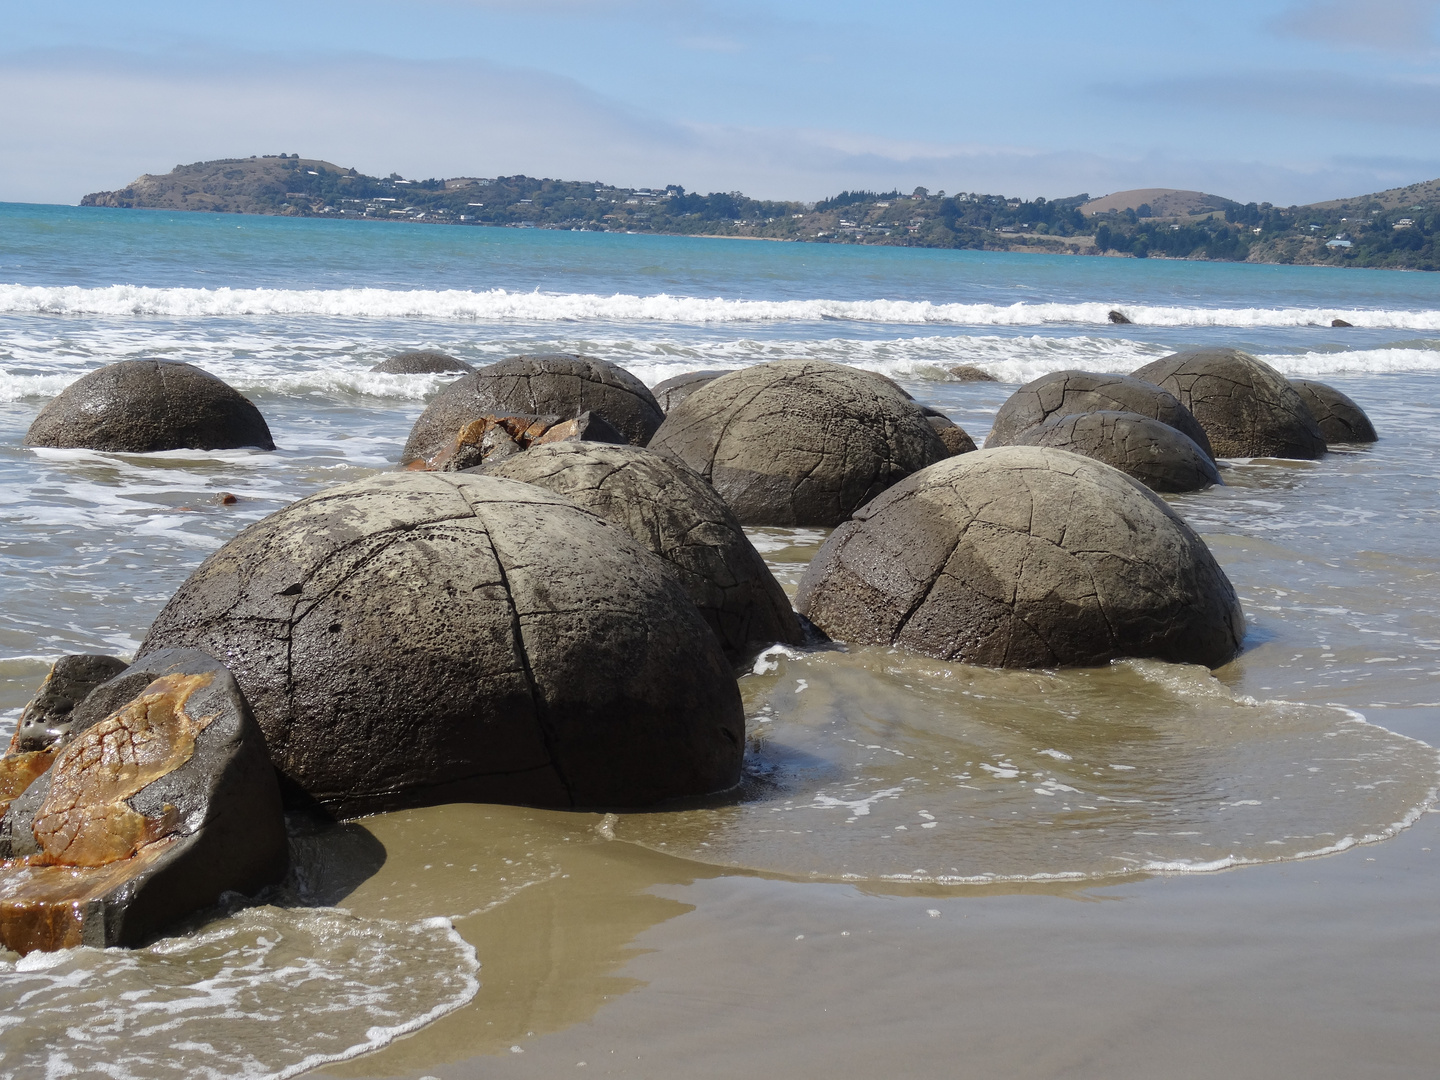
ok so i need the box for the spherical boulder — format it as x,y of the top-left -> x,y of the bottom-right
24,360 -> 275,453
1290,379 -> 1378,443
484,442 -> 803,659
1013,410 -> 1220,493
985,370 -> 1213,458
138,472 -> 744,815
402,354 -> 663,463
922,408 -> 979,456
371,350 -> 474,375
1132,349 -> 1325,459
795,446 -> 1244,669
648,360 -> 950,526
652,370 -> 734,412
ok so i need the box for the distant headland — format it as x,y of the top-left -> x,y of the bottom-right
80,154 -> 1440,270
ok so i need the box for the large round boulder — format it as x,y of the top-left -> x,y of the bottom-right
648,360 -> 951,526
1290,379 -> 1378,443
484,442 -> 803,659
1132,349 -> 1325,459
795,446 -> 1244,669
1013,410 -> 1221,493
402,354 -> 663,463
24,361 -> 275,453
371,350 -> 474,375
652,370 -> 733,412
138,472 -> 744,815
985,370 -> 1213,458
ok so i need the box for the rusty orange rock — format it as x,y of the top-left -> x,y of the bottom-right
0,749 -> 56,820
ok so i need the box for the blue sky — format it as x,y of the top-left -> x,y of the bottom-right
3,0 -> 1439,205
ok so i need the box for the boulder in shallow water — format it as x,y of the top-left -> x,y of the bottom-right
922,409 -> 979,457
1290,379 -> 1378,443
947,365 -> 999,382
795,446 -> 1244,669
24,361 -> 275,453
7,654 -> 128,754
648,359 -> 950,526
483,442 -> 804,659
1131,348 -> 1326,459
1013,410 -> 1221,493
0,648 -> 287,952
402,354 -> 663,463
652,370 -> 734,412
371,350 -> 474,375
138,472 -> 744,815
986,369 -> 1214,459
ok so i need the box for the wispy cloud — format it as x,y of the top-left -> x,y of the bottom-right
1271,0 -> 1440,52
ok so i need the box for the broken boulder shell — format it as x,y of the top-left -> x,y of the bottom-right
1290,379 -> 1378,443
139,472 -> 745,816
0,649 -> 287,953
7,654 -> 128,753
795,446 -> 1244,669
1013,410 -> 1221,493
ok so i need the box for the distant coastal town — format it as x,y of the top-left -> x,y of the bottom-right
80,154 -> 1440,271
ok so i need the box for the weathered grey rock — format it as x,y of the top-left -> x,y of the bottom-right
1108,310 -> 1133,325
371,350 -> 474,375
0,649 -> 287,951
986,370 -> 1214,459
138,472 -> 744,815
923,410 -> 979,456
947,365 -> 999,382
8,654 -> 128,753
1132,348 -> 1326,459
648,360 -> 950,526
401,354 -> 663,463
484,442 -> 803,659
1331,318 -> 1353,328
24,361 -> 275,453
652,370 -> 734,412
795,446 -> 1244,669
1013,410 -> 1221,492
1290,379 -> 1378,443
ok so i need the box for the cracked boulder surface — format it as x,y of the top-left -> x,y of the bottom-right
1290,379 -> 1378,443
1132,349 -> 1326,459
652,370 -> 734,413
647,359 -> 951,527
402,354 -> 664,463
1013,410 -> 1221,493
137,472 -> 745,816
0,649 -> 287,953
371,350 -> 474,375
23,360 -> 276,453
795,446 -> 1244,669
985,370 -> 1214,459
483,442 -> 804,660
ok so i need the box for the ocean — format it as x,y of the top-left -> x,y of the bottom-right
1,201 -> 1439,1079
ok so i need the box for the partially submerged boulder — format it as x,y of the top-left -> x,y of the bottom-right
986,370 -> 1214,459
652,370 -> 733,412
1290,379 -> 1378,443
484,442 -> 803,659
648,360 -> 950,526
1013,410 -> 1221,493
0,649 -> 287,953
796,446 -> 1244,669
24,361 -> 275,453
7,654 -> 127,754
402,354 -> 663,463
947,365 -> 999,382
922,408 -> 979,457
1132,349 -> 1326,459
371,350 -> 474,375
139,472 -> 744,816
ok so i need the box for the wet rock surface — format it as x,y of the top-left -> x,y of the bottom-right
1291,379 -> 1378,443
648,359 -> 950,526
1013,410 -> 1221,492
484,442 -> 803,659
986,370 -> 1214,458
947,365 -> 999,382
138,472 -> 745,816
371,350 -> 474,375
8,655 -> 128,753
0,649 -> 287,952
796,446 -> 1244,669
652,370 -> 733,412
24,360 -> 275,453
1132,348 -> 1326,459
401,354 -> 663,463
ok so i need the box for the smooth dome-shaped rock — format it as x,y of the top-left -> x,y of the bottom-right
795,446 -> 1244,669
139,472 -> 744,815
402,354 -> 663,463
922,407 -> 979,456
648,360 -> 950,526
1290,379 -> 1378,443
652,370 -> 733,412
1013,410 -> 1221,492
483,442 -> 803,659
24,361 -> 275,453
985,370 -> 1213,458
1132,349 -> 1325,459
371,350 -> 474,375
